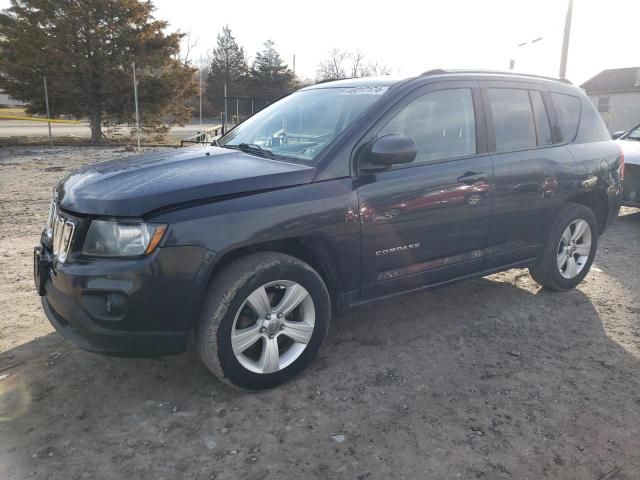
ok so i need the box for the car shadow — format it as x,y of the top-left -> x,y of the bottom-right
2,274 -> 640,480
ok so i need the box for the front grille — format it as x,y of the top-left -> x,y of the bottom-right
45,200 -> 76,263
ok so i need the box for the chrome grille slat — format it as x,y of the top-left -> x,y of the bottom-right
46,199 -> 76,263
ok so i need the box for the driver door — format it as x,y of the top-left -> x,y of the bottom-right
356,82 -> 494,299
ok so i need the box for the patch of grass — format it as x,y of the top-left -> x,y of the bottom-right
0,107 -> 27,116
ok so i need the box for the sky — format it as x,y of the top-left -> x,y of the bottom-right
1,0 -> 638,85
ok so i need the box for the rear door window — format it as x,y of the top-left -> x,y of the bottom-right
550,92 -> 581,143
488,88 -> 537,151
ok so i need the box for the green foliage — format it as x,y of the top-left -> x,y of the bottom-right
204,25 -> 248,115
204,28 -> 297,118
249,40 -> 295,101
0,0 -> 197,143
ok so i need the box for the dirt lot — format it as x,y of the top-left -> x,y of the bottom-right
1,146 -> 639,480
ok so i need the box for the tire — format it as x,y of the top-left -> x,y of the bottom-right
196,252 -> 331,390
529,203 -> 598,291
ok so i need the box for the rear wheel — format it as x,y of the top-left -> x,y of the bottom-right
197,252 -> 330,390
529,203 -> 598,291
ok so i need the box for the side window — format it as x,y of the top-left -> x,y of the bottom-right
529,90 -> 553,146
488,88 -> 536,151
575,98 -> 611,143
379,89 -> 476,165
550,92 -> 581,143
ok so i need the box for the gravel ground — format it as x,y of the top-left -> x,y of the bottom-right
1,146 -> 639,480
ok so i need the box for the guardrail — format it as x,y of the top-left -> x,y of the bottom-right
180,125 -> 224,147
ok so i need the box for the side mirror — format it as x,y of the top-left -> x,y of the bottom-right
359,134 -> 417,173
611,131 -> 626,140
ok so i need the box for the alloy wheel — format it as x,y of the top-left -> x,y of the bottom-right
556,219 -> 592,279
231,280 -> 315,374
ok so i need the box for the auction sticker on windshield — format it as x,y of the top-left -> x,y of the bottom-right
342,86 -> 389,95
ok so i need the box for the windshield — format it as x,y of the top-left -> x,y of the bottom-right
625,125 -> 640,141
218,86 -> 388,163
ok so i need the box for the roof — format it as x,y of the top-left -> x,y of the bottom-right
580,67 -> 640,94
305,69 -> 574,91
420,69 -> 573,85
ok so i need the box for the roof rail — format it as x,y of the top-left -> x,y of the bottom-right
419,69 -> 572,85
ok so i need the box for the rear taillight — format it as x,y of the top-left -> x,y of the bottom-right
617,143 -> 625,181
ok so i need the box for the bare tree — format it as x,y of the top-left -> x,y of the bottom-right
359,61 -> 393,77
316,48 -> 392,81
181,31 -> 200,65
350,50 -> 365,78
316,48 -> 348,81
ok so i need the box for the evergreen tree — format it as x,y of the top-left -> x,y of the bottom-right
205,25 -> 248,116
0,0 -> 197,144
249,40 -> 294,100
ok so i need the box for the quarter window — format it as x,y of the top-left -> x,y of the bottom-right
379,89 -> 476,165
551,92 -> 581,143
488,88 -> 537,151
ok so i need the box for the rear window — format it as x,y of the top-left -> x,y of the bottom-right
551,93 -> 581,142
488,88 -> 537,151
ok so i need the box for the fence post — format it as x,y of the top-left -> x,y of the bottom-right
43,75 -> 53,147
223,83 -> 228,134
132,62 -> 141,150
199,69 -> 202,125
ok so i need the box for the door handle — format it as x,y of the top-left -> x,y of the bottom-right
457,172 -> 487,184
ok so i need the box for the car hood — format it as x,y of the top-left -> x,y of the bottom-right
56,146 -> 317,217
617,139 -> 640,166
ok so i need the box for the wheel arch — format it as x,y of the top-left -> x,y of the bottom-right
567,189 -> 608,234
202,236 -> 343,315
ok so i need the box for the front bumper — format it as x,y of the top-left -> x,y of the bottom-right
42,284 -> 189,356
36,243 -> 215,357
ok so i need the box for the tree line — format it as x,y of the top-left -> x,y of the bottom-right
200,27 -> 392,117
0,0 -> 391,144
199,26 -> 298,118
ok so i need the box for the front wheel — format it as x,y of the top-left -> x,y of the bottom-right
529,203 -> 598,291
197,252 -> 330,390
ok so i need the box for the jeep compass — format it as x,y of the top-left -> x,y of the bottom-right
35,70 -> 623,389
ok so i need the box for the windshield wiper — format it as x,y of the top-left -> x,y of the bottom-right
223,143 -> 275,158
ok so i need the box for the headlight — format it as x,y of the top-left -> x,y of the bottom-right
82,220 -> 167,257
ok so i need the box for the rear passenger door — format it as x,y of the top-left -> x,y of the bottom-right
481,81 -> 576,268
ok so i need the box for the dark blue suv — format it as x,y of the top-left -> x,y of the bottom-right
34,70 -> 623,389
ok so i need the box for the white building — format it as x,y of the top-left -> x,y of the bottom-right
0,89 -> 24,107
581,67 -> 640,134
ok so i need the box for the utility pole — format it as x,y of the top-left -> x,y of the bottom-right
292,54 -> 296,77
43,75 -> 53,147
132,62 -> 141,150
199,69 -> 202,125
559,0 -> 574,79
